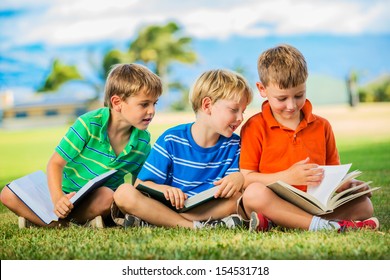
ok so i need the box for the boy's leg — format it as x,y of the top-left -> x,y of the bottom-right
68,186 -> 114,224
242,182 -> 313,230
323,196 -> 374,221
181,192 -> 241,222
114,184 -> 194,228
243,183 -> 379,232
1,186 -> 48,226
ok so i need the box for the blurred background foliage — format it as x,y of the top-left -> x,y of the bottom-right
37,21 -> 390,111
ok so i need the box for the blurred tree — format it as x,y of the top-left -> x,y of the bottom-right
358,75 -> 390,102
37,59 -> 83,92
37,21 -> 198,110
102,49 -> 134,78
128,21 -> 197,93
169,81 -> 190,111
346,70 -> 360,107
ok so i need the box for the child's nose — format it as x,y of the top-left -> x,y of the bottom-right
237,112 -> 244,122
286,99 -> 296,110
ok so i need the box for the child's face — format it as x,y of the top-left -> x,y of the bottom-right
257,82 -> 306,123
119,91 -> 159,130
209,97 -> 248,138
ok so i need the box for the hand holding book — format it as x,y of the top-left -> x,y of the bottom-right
7,170 -> 117,224
53,192 -> 75,219
336,179 -> 372,198
213,172 -> 244,198
267,164 -> 380,215
284,157 -> 324,187
136,183 -> 219,213
164,186 -> 188,210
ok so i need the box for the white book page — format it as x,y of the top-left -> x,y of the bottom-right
8,171 -> 58,224
184,186 -> 218,207
307,164 -> 352,207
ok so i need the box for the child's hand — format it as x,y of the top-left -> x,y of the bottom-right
214,172 -> 244,198
337,179 -> 372,197
164,187 -> 188,209
286,157 -> 324,187
54,192 -> 75,219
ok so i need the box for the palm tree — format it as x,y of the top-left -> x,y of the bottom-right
37,21 -> 198,107
346,70 -> 360,107
37,59 -> 83,92
128,21 -> 197,93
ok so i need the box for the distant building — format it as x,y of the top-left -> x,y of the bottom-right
0,90 -> 92,129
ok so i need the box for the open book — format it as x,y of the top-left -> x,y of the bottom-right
136,184 -> 218,213
7,169 -> 117,224
267,163 -> 380,215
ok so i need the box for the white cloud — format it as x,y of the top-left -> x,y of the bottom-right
1,0 -> 389,46
180,0 -> 390,38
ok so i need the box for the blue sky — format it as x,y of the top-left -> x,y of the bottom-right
2,0 -> 389,45
1,0 -> 389,96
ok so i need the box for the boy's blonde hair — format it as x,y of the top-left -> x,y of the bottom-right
104,63 -> 162,108
189,69 -> 253,113
257,44 -> 308,89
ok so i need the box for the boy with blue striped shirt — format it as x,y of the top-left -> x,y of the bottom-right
1,63 -> 162,228
113,69 -> 253,229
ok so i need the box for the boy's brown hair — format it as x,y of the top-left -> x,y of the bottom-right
257,44 -> 308,89
189,69 -> 253,113
104,63 -> 162,108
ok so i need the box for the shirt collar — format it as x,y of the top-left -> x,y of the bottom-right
99,107 -> 111,143
262,99 -> 316,129
99,107 -> 141,155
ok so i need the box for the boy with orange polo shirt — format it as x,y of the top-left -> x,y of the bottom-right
239,44 -> 379,232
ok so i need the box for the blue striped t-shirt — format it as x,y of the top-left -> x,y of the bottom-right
137,123 -> 241,197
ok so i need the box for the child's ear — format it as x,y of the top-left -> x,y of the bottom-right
256,82 -> 267,98
111,95 -> 122,112
201,96 -> 212,114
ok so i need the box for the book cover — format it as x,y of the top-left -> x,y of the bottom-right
7,169 -> 117,224
136,184 -> 218,213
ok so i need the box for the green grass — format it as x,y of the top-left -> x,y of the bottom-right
0,117 -> 389,260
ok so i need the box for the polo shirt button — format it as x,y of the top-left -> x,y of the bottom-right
111,158 -> 114,162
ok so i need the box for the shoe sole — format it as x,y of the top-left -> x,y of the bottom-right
18,216 -> 26,229
363,217 -> 380,230
249,212 -> 259,232
124,214 -> 139,228
227,216 -> 244,229
94,216 -> 105,229
86,216 -> 105,229
339,217 -> 380,232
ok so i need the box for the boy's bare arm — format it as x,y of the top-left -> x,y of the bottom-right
47,152 -> 75,218
241,158 -> 324,188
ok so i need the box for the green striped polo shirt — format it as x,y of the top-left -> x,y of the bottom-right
55,107 -> 151,193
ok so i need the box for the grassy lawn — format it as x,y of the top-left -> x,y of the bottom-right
0,104 -> 389,260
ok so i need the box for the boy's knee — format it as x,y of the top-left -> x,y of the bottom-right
243,183 -> 263,200
361,196 -> 374,219
113,183 -> 135,208
242,182 -> 267,210
0,186 -> 14,208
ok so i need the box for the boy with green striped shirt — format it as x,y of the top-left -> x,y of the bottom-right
1,63 -> 162,228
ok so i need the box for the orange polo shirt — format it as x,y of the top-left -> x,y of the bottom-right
240,99 -> 340,192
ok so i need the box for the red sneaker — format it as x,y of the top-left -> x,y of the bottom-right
249,211 -> 273,232
337,217 -> 379,232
